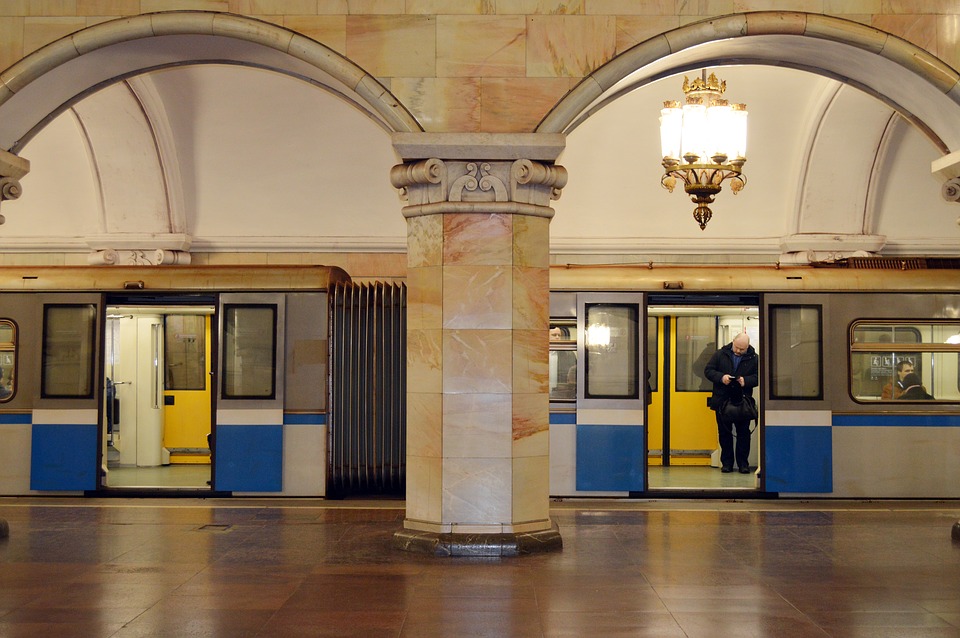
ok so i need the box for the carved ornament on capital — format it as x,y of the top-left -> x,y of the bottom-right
0,150 -> 30,225
391,158 -> 567,213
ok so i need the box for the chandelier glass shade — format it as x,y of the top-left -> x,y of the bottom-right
660,71 -> 748,230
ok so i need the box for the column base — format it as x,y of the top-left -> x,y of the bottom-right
393,520 -> 562,556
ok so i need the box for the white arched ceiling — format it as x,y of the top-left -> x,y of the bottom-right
9,64 -> 407,255
543,13 -> 960,263
0,12 -> 417,258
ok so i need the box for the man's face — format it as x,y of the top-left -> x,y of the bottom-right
898,364 -> 914,380
732,339 -> 748,355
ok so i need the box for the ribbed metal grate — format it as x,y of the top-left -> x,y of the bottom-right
329,281 -> 406,498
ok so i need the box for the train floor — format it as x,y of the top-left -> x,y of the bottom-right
1,497 -> 959,637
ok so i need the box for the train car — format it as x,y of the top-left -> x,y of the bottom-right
548,260 -> 960,499
0,265 -> 405,498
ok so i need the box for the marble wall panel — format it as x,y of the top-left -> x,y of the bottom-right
480,77 -> 578,132
232,0 -> 317,14
437,16 -> 525,77
442,213 -> 512,265
937,15 -> 960,72
443,392 -> 512,458
284,15 -> 347,54
77,0 -> 140,15
732,0 -> 823,11
872,14 -> 937,54
442,456 -> 511,523
587,0 -> 674,14
406,0 -> 494,14
512,393 -> 548,452
497,0 -> 583,14
616,15 -> 681,53
512,266 -> 549,330
391,77 -> 481,132
141,1 -> 228,12
442,265 -> 512,329
408,328 -> 443,393
407,391 -> 442,457
406,265 -> 442,330
512,214 -> 550,267
512,454 -> 550,523
0,18 -> 23,71
407,214 -> 443,268
443,328 -> 512,394
512,328 -> 548,394
406,453 -> 442,523
822,0 -> 879,12
677,0 -> 735,15
23,17 -> 85,54
346,15 -> 436,78
526,15 -> 616,77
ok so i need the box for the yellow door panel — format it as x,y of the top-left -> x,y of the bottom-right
163,315 -> 212,464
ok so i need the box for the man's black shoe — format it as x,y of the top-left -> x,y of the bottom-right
721,466 -> 733,473
738,466 -> 751,474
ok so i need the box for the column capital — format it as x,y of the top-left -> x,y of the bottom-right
0,149 -> 30,225
391,158 -> 567,218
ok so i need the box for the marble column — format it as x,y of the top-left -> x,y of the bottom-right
391,133 -> 566,556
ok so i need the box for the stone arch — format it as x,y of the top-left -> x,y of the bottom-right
0,11 -> 421,154
538,12 -> 960,155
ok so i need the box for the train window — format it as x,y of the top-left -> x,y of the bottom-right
41,304 -> 97,398
584,304 -> 639,399
646,316 -> 658,393
850,321 -> 960,402
549,320 -> 577,401
222,305 -> 277,399
165,315 -> 206,391
675,316 -> 715,392
0,319 -> 16,402
770,305 -> 823,399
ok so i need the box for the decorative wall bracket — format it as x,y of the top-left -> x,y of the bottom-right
88,249 -> 192,266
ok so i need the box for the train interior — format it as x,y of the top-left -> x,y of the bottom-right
102,298 -> 215,491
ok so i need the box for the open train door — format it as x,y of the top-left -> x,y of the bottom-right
573,293 -> 647,492
214,293 -> 285,492
31,295 -> 102,491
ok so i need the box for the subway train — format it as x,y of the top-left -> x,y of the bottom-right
0,261 -> 958,500
0,265 -> 405,498
549,259 -> 960,499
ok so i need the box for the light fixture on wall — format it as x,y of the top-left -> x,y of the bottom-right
659,70 -> 748,230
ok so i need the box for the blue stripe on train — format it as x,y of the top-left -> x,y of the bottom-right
833,414 -> 960,427
575,424 -> 644,491
765,425 -> 832,494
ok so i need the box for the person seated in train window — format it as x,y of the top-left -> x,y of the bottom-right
0,366 -> 10,399
897,372 -> 934,400
881,359 -> 914,399
549,325 -> 570,341
704,333 -> 759,475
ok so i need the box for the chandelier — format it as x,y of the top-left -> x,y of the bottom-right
659,70 -> 747,230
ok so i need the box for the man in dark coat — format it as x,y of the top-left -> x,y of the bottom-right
704,333 -> 759,474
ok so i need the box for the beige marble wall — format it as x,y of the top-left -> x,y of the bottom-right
404,206 -> 551,533
1,3 -> 958,132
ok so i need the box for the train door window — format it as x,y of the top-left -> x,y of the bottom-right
584,304 -> 639,399
675,316 -> 714,392
41,304 -> 97,398
222,305 -> 277,399
770,305 -> 823,399
549,321 -> 577,401
165,315 -> 206,390
850,321 -> 960,402
646,316 -> 658,393
0,319 -> 16,401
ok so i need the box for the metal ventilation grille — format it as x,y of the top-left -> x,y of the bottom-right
836,257 -> 960,270
329,281 -> 406,498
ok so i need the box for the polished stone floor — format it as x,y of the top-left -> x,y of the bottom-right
0,497 -> 959,637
